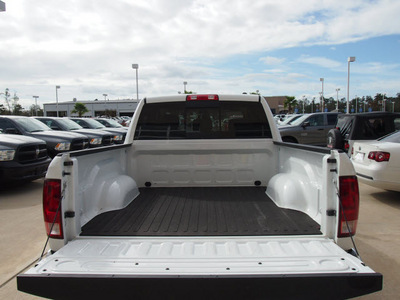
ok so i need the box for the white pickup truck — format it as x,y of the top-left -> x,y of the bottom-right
18,94 -> 382,299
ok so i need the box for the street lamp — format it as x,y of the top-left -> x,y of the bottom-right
335,88 -> 340,111
312,97 -> 315,113
55,85 -> 60,117
347,57 -> 356,114
183,81 -> 187,93
33,95 -> 39,116
320,78 -> 324,111
132,64 -> 139,101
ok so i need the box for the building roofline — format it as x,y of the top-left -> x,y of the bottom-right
43,99 -> 139,105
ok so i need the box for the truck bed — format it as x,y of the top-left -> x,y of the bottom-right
81,187 -> 321,236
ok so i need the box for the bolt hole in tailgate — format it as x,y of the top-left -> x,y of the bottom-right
18,187 -> 381,299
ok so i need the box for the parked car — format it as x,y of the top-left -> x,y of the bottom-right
0,116 -> 89,158
0,133 -> 51,183
277,114 -> 303,126
70,118 -> 126,144
327,112 -> 400,156
279,112 -> 339,146
95,118 -> 128,131
35,117 -> 114,147
351,130 -> 400,192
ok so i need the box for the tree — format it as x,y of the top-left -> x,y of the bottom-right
12,104 -> 23,115
0,104 -> 7,114
29,104 -> 43,116
284,96 -> 297,113
2,88 -> 11,113
71,102 -> 89,117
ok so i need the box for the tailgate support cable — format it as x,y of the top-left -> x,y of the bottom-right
333,180 -> 362,261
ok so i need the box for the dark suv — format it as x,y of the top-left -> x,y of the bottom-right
0,116 -> 89,158
279,112 -> 340,146
0,133 -> 51,183
70,118 -> 126,144
327,112 -> 400,155
35,117 -> 114,147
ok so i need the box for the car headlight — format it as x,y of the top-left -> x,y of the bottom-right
113,135 -> 123,141
0,150 -> 15,161
55,142 -> 71,151
90,138 -> 102,145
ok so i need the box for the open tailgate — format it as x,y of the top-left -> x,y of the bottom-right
18,237 -> 382,299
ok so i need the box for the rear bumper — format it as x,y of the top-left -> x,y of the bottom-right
18,272 -> 382,300
356,172 -> 400,192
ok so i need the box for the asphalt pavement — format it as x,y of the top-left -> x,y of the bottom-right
0,178 -> 398,299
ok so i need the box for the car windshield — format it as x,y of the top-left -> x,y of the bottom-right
287,114 -> 310,126
83,118 -> 106,129
379,130 -> 400,143
14,118 -> 52,132
105,119 -> 122,127
283,115 -> 303,125
58,118 -> 83,130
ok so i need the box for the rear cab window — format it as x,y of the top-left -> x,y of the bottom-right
134,98 -> 272,140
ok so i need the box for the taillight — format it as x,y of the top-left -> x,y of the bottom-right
344,142 -> 350,150
338,176 -> 359,238
186,94 -> 219,101
43,179 -> 63,239
368,151 -> 390,162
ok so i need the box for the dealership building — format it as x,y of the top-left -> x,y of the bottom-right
43,99 -> 139,117
43,96 -> 287,117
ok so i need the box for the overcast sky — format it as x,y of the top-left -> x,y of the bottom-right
1,0 -> 400,109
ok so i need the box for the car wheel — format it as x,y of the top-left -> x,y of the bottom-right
282,136 -> 298,143
327,129 -> 343,149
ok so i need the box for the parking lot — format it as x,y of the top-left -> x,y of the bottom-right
0,179 -> 399,299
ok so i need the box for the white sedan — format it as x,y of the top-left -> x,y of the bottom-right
351,130 -> 400,192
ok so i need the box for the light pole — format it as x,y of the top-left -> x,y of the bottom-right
363,97 -> 366,113
33,95 -> 39,116
319,92 -> 323,112
382,93 -> 386,112
320,78 -> 324,111
302,95 -> 305,114
347,57 -> 356,114
183,81 -> 187,94
55,85 -> 60,117
312,97 -> 315,113
132,64 -> 139,101
336,88 -> 340,111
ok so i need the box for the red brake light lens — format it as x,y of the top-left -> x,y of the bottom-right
368,151 -> 390,162
186,94 -> 219,101
43,179 -> 63,239
338,176 -> 359,238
